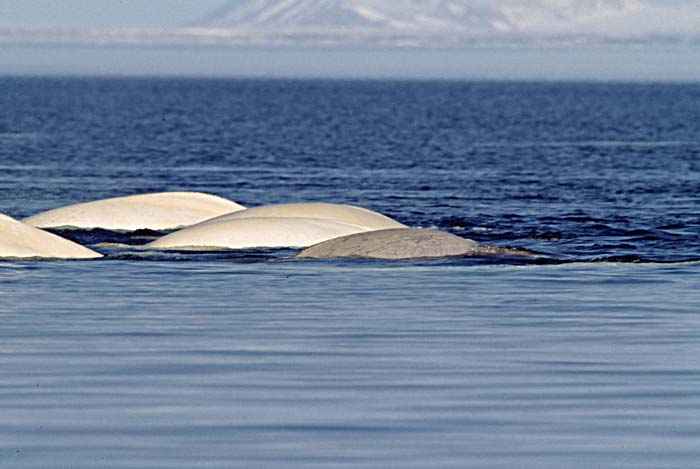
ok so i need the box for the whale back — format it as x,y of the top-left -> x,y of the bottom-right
298,228 -> 480,260
200,203 -> 405,230
23,192 -> 246,231
148,217 -> 372,250
0,213 -> 102,259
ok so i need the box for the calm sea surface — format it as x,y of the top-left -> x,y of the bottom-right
1,77 -> 699,468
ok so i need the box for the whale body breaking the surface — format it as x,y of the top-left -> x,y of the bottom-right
298,228 -> 522,260
23,192 -> 246,231
0,214 -> 102,259
200,203 -> 405,230
148,217 -> 372,250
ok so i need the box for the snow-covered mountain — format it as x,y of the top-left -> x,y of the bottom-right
2,0 -> 698,49
195,0 -> 511,33
193,0 -> 664,35
196,0 -> 379,29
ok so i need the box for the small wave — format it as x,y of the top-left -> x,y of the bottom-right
0,132 -> 40,141
591,255 -> 700,264
469,140 -> 698,148
48,228 -> 165,247
102,249 -> 293,263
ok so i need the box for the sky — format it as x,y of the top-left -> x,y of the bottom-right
0,0 -> 698,80
0,0 -> 223,27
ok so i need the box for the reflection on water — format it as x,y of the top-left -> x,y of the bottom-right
1,262 -> 699,468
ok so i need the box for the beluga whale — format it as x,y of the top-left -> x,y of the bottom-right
199,203 -> 405,230
297,228 -> 531,260
23,192 -> 246,231
148,217 -> 372,250
0,214 -> 102,259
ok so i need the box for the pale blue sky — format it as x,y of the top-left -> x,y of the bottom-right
0,0 -> 223,27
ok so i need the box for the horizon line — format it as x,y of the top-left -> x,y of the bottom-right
1,25 -> 699,49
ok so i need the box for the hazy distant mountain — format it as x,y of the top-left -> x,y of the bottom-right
192,0 -> 654,35
2,0 -> 699,49
196,0 -> 378,29
194,0 -> 512,32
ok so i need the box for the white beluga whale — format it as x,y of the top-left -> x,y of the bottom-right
148,217 -> 372,250
23,192 -> 246,231
200,203 -> 405,230
0,214 -> 102,259
298,228 -> 529,260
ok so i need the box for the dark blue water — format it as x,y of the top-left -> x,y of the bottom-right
1,77 -> 699,468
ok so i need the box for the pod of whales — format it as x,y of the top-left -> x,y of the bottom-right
23,192 -> 246,231
200,203 -> 405,230
299,228 -> 506,260
4,192 -> 532,261
148,217 -> 372,250
0,214 -> 102,259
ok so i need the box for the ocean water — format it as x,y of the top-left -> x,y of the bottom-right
0,77 -> 699,468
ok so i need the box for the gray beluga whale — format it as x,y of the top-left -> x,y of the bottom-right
200,203 -> 405,230
23,192 -> 246,231
298,228 -> 529,260
0,214 -> 102,259
148,217 -> 372,250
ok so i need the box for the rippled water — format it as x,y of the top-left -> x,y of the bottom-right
1,77 -> 699,468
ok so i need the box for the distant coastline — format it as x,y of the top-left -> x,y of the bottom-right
1,26 -> 698,49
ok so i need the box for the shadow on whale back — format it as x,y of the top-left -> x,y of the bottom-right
200,203 -> 406,230
298,228 -> 488,260
23,192 -> 246,231
0,214 -> 102,259
148,217 -> 372,250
